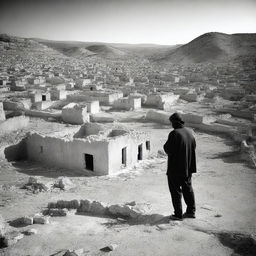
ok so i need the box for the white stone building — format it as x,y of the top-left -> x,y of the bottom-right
25,123 -> 151,175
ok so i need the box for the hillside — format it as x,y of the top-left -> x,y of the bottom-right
0,34 -> 67,61
85,44 -> 127,58
156,32 -> 256,64
34,38 -> 177,60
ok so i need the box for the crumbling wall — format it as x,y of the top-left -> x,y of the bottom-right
145,110 -> 170,124
26,133 -> 109,175
86,101 -> 100,114
4,138 -> 27,161
74,123 -> 104,138
62,103 -> 89,124
129,97 -> 141,110
50,90 -> 67,100
182,113 -> 216,124
0,116 -> 29,135
180,93 -> 202,102
144,94 -> 179,109
3,101 -> 24,111
24,109 -> 61,120
32,101 -> 55,110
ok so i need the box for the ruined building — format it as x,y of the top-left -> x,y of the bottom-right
19,123 -> 151,175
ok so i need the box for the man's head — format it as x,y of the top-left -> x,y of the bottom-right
169,112 -> 184,128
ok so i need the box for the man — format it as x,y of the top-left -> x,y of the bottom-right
163,112 -> 196,221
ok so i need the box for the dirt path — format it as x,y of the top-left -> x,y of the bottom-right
0,119 -> 255,255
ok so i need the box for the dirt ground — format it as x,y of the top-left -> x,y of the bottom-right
0,108 -> 255,256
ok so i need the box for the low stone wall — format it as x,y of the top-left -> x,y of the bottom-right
145,110 -> 216,125
24,109 -> 61,120
216,108 -> 254,120
145,110 -> 237,136
0,116 -> 29,135
145,110 -> 170,124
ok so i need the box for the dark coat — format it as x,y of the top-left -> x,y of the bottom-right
163,126 -> 197,177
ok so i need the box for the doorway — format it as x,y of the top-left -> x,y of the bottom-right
138,144 -> 142,160
84,154 -> 94,171
122,147 -> 127,166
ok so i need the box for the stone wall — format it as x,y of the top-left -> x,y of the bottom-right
0,116 -> 29,135
26,133 -> 110,175
62,103 -> 89,124
26,127 -> 150,175
108,134 -> 150,174
86,101 -> 100,114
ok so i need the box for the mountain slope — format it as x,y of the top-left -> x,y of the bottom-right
0,34 -> 66,60
157,32 -> 256,64
86,44 -> 127,58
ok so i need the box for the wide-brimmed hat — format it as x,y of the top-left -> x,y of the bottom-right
169,112 -> 184,124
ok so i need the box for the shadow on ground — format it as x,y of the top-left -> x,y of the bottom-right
216,232 -> 256,256
76,211 -> 171,227
11,161 -> 91,178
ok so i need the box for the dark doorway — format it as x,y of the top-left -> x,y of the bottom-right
42,95 -> 46,101
122,147 -> 127,166
138,144 -> 142,160
84,154 -> 94,171
146,141 -> 150,150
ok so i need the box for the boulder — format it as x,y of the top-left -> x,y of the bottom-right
20,216 -> 33,225
28,176 -> 38,184
77,199 -> 92,213
24,228 -> 38,235
63,248 -> 84,256
3,231 -> 24,246
90,201 -> 107,215
46,208 -> 68,217
54,177 -> 74,190
33,215 -> 50,224
100,244 -> 118,252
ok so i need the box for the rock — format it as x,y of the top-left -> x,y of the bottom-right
48,202 -> 57,209
108,204 -> 131,217
54,177 -> 74,190
157,149 -> 166,158
63,248 -> 84,256
24,228 -> 38,235
55,200 -> 80,209
3,231 -> 24,246
77,199 -> 92,213
90,201 -> 107,215
125,201 -> 136,206
28,176 -> 38,184
21,216 -> 33,225
100,244 -> 118,252
132,203 -> 151,215
47,208 -> 68,217
33,215 -> 50,224
68,200 -> 80,209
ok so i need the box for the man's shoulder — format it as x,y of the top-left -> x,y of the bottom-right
176,127 -> 195,137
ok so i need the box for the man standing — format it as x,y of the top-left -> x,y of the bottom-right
163,113 -> 197,221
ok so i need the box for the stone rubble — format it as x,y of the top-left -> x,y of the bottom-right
33,214 -> 50,224
24,228 -> 38,235
3,231 -> 24,247
100,244 -> 118,252
54,177 -> 74,190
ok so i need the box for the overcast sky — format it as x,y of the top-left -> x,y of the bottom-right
0,0 -> 255,45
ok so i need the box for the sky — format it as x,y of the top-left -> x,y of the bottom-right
0,0 -> 256,45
